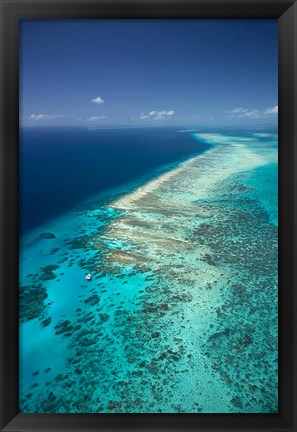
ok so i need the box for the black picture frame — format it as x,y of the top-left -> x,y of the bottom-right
0,1 -> 296,431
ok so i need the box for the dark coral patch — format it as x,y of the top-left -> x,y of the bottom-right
38,232 -> 56,240
19,284 -> 48,322
84,294 -> 100,306
54,320 -> 73,336
41,317 -> 52,327
40,265 -> 60,281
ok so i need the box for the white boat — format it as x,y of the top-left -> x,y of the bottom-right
85,273 -> 92,281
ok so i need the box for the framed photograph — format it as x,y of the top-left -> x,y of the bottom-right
0,1 -> 296,431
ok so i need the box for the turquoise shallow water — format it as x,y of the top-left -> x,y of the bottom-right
19,130 -> 278,413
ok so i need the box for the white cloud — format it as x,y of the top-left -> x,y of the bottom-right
265,106 -> 278,115
91,96 -> 104,104
29,114 -> 66,120
226,108 -> 262,119
228,107 -> 248,114
140,110 -> 175,120
227,105 -> 278,120
239,110 -> 261,118
30,114 -> 46,120
88,116 -> 106,121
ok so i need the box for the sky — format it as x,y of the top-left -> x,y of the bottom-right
20,19 -> 278,127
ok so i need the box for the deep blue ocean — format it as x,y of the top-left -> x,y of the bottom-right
20,127 -> 213,234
